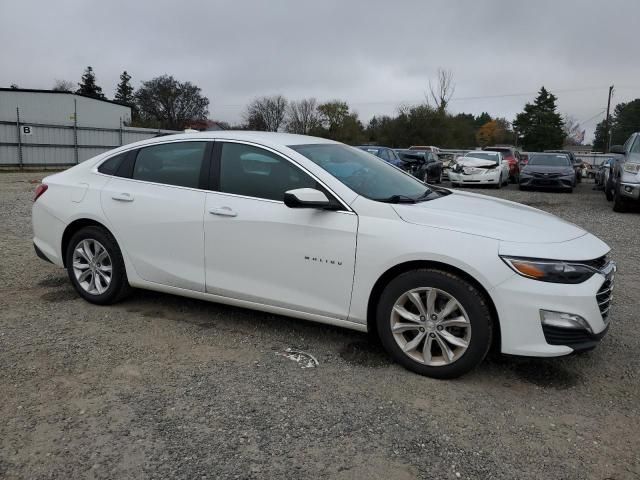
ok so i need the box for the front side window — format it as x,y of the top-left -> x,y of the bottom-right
132,142 -> 207,188
218,143 -> 317,201
290,144 -> 429,201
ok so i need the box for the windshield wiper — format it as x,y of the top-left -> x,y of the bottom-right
376,194 -> 417,204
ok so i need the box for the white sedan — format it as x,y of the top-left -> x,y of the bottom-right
449,151 -> 510,188
32,132 -> 614,378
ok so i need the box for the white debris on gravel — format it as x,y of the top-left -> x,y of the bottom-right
276,348 -> 319,368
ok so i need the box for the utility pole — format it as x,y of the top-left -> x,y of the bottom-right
604,85 -> 614,152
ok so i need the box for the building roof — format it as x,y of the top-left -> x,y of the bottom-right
0,87 -> 130,107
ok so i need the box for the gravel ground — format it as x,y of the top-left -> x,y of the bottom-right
1,171 -> 639,480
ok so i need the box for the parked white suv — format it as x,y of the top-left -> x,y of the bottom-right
32,132 -> 614,378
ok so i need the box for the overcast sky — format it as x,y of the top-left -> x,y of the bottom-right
1,0 -> 639,141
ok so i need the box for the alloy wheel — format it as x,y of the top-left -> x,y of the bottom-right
390,288 -> 471,366
72,239 -> 112,295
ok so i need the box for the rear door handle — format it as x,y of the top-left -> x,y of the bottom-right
209,206 -> 237,217
112,192 -> 134,202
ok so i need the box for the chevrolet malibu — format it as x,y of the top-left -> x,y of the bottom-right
32,132 -> 615,378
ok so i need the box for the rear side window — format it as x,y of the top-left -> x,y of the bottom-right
98,152 -> 127,175
132,142 -> 207,188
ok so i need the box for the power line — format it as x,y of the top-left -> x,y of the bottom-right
213,85 -> 613,109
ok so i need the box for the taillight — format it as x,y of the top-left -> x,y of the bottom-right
33,184 -> 48,202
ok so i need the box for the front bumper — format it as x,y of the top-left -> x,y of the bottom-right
519,175 -> 574,189
449,171 -> 499,184
619,182 -> 640,200
493,263 -> 614,357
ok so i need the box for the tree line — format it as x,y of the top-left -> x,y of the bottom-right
43,66 -> 626,152
52,67 -> 210,131
593,99 -> 640,151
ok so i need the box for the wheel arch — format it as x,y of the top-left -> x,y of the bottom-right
61,218 -> 115,267
366,260 -> 501,352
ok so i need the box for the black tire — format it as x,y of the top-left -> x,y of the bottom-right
605,180 -> 614,201
65,226 -> 132,305
519,185 -> 528,191
376,269 -> 493,379
495,175 -> 502,189
436,171 -> 442,184
451,182 -> 460,188
612,179 -> 628,212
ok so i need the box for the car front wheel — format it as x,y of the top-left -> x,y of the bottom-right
66,226 -> 132,304
376,269 -> 493,379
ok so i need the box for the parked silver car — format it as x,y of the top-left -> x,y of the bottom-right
606,132 -> 640,212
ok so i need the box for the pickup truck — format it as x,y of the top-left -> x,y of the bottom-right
606,132 -> 640,212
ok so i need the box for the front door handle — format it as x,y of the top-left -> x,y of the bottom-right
209,206 -> 237,217
112,192 -> 134,202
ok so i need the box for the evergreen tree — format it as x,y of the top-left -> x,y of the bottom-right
76,66 -> 105,99
114,71 -> 134,105
513,87 -> 565,151
592,119 -> 608,152
610,99 -> 640,145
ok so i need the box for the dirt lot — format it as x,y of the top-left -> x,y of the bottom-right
1,171 -> 639,479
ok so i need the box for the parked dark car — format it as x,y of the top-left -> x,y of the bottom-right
355,145 -> 403,167
595,158 -> 614,189
482,146 -> 521,183
605,132 -> 640,212
395,149 -> 444,183
519,152 -> 576,192
545,150 -> 583,183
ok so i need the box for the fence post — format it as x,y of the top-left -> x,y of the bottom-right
119,117 -> 123,146
73,99 -> 79,164
16,107 -> 23,169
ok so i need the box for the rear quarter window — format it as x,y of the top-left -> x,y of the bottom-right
97,152 -> 127,175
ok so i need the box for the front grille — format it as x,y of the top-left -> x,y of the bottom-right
542,324 -> 595,346
542,324 -> 608,351
596,277 -> 614,322
532,172 -> 562,178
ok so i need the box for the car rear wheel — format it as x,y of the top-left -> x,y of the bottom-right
495,174 -> 503,189
66,226 -> 132,304
376,269 -> 493,379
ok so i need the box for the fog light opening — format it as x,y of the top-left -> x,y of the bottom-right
540,310 -> 592,333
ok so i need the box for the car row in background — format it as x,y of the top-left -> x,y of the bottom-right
356,145 -> 443,183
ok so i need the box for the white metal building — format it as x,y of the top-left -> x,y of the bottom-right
0,88 -> 131,128
0,88 -> 178,167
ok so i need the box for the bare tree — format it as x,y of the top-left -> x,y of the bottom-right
562,114 -> 584,145
428,68 -> 455,114
244,95 -> 288,132
285,98 -> 321,134
52,79 -> 74,92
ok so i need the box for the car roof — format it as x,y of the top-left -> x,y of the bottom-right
129,131 -> 339,148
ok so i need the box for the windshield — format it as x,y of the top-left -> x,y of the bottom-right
528,154 -> 571,167
290,144 -> 429,201
463,152 -> 499,163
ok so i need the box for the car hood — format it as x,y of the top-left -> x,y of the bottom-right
392,190 -> 586,243
522,165 -> 574,175
457,157 -> 498,168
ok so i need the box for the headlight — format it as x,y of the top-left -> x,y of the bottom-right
500,256 -> 597,284
623,162 -> 640,174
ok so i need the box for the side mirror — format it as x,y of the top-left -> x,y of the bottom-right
284,188 -> 333,209
610,145 -> 625,154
